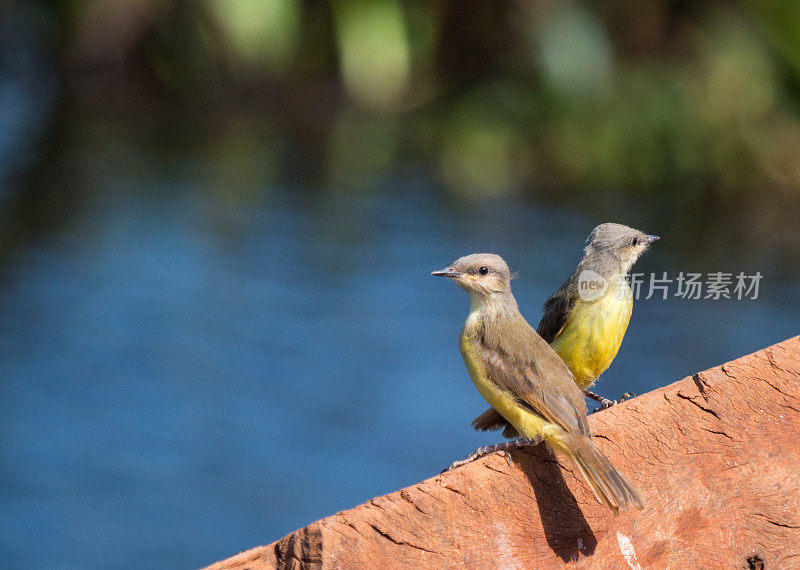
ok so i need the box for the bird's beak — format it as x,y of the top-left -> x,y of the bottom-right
431,267 -> 461,278
644,234 -> 660,244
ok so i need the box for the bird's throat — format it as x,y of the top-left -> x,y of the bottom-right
467,291 -> 517,321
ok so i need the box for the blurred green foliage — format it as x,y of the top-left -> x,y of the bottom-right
10,0 -> 800,220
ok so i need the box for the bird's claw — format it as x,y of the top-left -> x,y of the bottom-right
587,390 -> 637,412
445,448 -> 507,472
597,397 -> 617,410
443,437 -> 539,472
444,451 -> 481,472
495,450 -> 512,467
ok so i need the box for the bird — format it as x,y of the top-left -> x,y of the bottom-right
432,253 -> 644,513
472,223 -> 658,438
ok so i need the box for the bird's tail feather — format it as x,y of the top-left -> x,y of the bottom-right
564,436 -> 645,514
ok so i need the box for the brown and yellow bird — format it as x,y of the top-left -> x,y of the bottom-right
433,253 -> 644,513
473,224 -> 658,439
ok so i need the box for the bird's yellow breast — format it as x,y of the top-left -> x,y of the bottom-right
459,328 -> 551,441
549,287 -> 633,389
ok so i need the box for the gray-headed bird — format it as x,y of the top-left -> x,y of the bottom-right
473,223 -> 658,446
433,253 -> 644,513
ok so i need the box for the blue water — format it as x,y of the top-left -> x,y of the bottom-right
1,143 -> 798,568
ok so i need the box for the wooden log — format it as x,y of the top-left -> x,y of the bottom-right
205,337 -> 800,569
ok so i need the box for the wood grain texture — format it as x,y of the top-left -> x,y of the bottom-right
205,336 -> 800,569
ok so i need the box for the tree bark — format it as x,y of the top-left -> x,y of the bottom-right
205,336 -> 800,569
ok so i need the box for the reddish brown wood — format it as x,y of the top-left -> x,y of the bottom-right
205,337 -> 800,569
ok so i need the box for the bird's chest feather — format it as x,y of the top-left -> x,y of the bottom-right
550,290 -> 633,386
458,328 -> 548,438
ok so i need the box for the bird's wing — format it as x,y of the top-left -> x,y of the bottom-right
536,276 -> 577,343
478,318 -> 590,437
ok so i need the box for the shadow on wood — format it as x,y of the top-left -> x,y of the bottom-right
521,447 -> 597,562
205,336 -> 800,568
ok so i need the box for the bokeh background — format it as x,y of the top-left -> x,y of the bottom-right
2,1 -> 799,568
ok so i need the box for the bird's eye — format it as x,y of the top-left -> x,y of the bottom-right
478,266 -> 489,276
631,237 -> 639,246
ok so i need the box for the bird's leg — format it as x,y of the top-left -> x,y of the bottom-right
445,436 -> 543,472
584,389 -> 618,410
585,390 -> 637,412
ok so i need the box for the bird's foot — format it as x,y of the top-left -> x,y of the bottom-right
444,437 -> 542,472
585,390 -> 637,412
597,397 -> 617,411
585,389 -> 616,409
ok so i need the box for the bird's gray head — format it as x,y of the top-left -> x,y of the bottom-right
584,223 -> 659,273
431,253 -> 513,298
